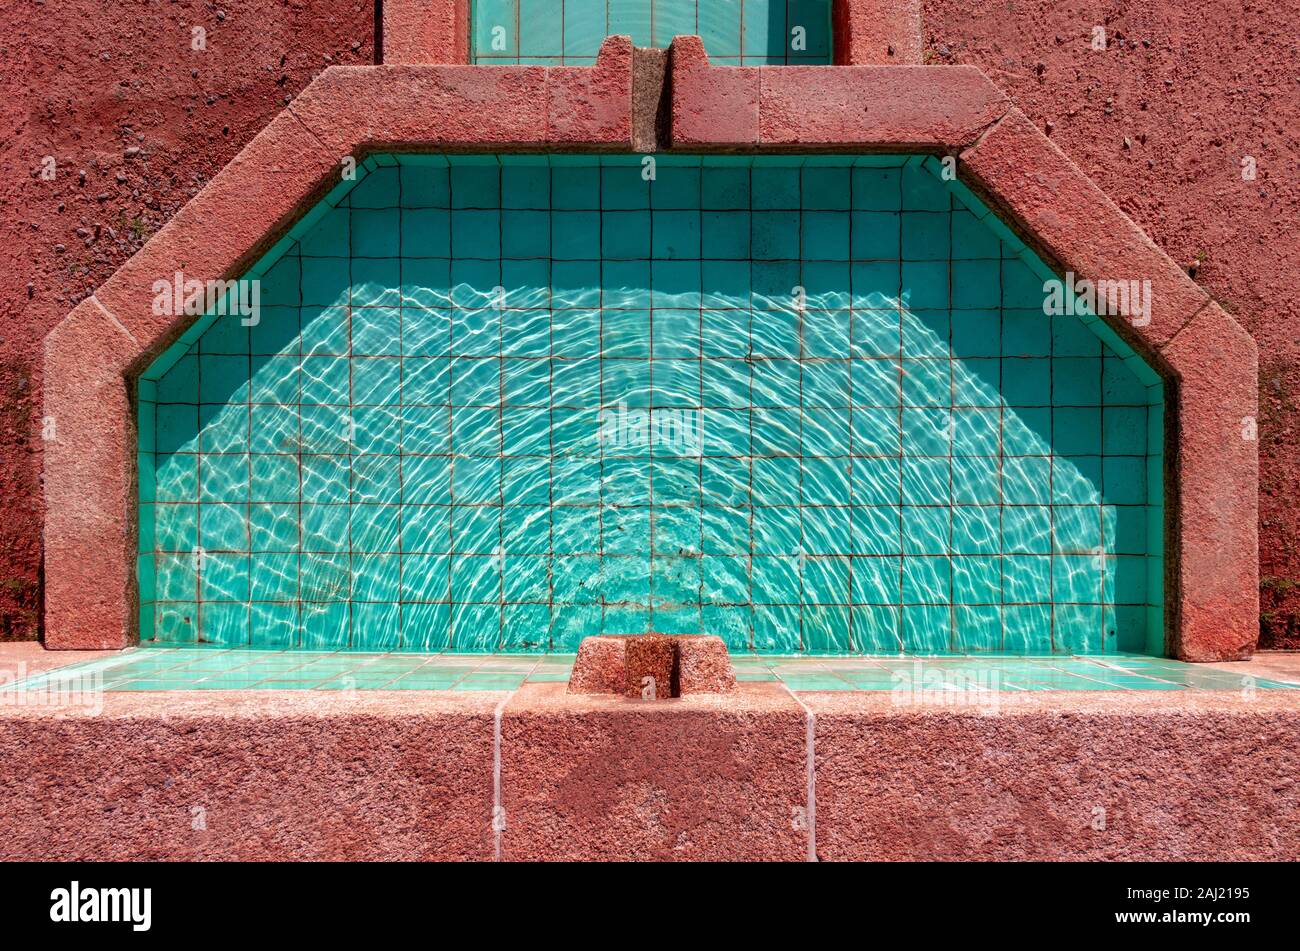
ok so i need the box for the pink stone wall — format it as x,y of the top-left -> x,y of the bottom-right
806,691 -> 1300,860
0,0 -> 375,641
4,684 -> 1297,860
919,0 -> 1300,648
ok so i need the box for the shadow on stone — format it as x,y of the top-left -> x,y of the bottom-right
568,634 -> 737,698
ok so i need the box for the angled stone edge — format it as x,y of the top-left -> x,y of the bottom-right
95,108 -> 340,366
42,297 -> 137,650
1162,303 -> 1259,662
958,106 -> 1210,356
88,39 -> 635,373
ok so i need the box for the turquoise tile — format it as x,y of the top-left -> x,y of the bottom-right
349,166 -> 399,208
782,674 -> 852,691
351,208 -> 400,257
136,154 -> 1165,658
786,0 -> 831,57
202,602 -> 250,647
901,605 -> 951,652
453,672 -> 526,690
1053,357 -> 1103,405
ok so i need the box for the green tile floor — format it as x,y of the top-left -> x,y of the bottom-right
3,648 -> 1297,693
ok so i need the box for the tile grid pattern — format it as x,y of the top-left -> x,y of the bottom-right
138,154 -> 1162,655
470,0 -> 833,65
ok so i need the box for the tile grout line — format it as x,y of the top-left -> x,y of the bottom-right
781,681 -> 818,862
492,688 -> 516,862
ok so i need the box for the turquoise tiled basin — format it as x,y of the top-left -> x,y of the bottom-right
136,154 -> 1164,654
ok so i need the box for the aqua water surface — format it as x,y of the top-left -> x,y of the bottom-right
10,651 -> 1293,694
136,154 -> 1165,655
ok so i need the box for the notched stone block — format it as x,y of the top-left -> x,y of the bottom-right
569,633 -> 737,697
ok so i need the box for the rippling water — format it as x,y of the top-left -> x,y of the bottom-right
141,156 -> 1160,655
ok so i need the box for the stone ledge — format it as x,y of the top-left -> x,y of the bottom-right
668,35 -> 1009,150
3,681 -> 1297,860
803,690 -> 1300,861
0,690 -> 502,861
500,682 -> 806,860
959,106 -> 1211,352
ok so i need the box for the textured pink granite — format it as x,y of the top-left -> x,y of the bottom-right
567,636 -> 628,695
804,689 -> 1300,861
674,636 -> 738,695
499,683 -> 807,861
2,661 -> 1298,860
569,635 -> 737,696
0,691 -> 501,860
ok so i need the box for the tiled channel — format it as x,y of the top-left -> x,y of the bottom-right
3,649 -> 1297,693
470,0 -> 833,66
